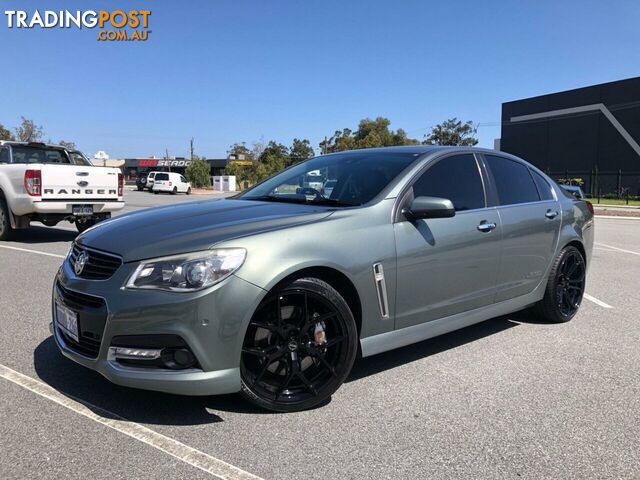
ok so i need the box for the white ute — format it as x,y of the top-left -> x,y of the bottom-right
0,141 -> 124,239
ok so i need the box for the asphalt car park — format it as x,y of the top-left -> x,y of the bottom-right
0,190 -> 638,479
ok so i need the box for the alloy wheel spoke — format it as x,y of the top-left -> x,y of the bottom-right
296,371 -> 318,395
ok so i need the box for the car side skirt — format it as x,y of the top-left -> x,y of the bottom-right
360,285 -> 544,358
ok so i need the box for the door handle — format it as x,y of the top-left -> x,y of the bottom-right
477,221 -> 497,232
545,209 -> 559,219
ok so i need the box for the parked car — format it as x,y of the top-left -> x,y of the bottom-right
52,146 -> 593,412
150,172 -> 191,195
136,174 -> 148,191
0,141 -> 124,237
146,171 -> 157,191
560,184 -> 585,200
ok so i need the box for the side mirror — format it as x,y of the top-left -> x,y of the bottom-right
402,196 -> 455,221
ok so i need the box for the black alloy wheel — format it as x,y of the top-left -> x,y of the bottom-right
535,246 -> 586,323
240,277 -> 357,412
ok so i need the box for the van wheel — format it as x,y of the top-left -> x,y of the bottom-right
76,219 -> 97,234
240,277 -> 358,412
171,187 -> 177,195
153,190 -> 159,195
186,188 -> 192,195
534,246 -> 586,323
0,197 -> 14,240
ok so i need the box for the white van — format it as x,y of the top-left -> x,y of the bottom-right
150,172 -> 192,195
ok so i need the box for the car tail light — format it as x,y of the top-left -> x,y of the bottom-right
585,200 -> 594,215
118,173 -> 123,196
24,169 -> 41,196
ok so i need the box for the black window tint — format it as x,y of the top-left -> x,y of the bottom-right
0,148 -> 8,163
412,154 -> 485,211
485,155 -> 539,205
156,173 -> 169,181
531,171 -> 554,201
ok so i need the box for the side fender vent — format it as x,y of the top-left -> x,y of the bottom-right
373,263 -> 390,319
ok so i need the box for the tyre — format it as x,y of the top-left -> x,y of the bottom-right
240,277 -> 358,412
186,187 -> 192,195
137,186 -> 143,191
534,245 -> 586,323
0,196 -> 14,241
76,219 -> 97,233
171,187 -> 177,195
153,190 -> 159,195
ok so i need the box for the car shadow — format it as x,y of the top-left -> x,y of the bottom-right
6,225 -> 77,244
33,310 -> 542,423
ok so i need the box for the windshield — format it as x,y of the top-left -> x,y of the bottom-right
239,151 -> 421,206
11,146 -> 79,165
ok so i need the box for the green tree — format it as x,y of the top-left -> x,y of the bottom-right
423,118 -> 478,146
0,124 -> 14,141
14,117 -> 44,142
185,156 -> 211,188
288,138 -> 314,167
227,142 -> 255,161
320,117 -> 418,153
258,141 -> 288,178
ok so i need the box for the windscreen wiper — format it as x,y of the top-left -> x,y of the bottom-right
245,195 -> 357,207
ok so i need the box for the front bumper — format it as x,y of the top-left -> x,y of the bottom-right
52,255 -> 267,396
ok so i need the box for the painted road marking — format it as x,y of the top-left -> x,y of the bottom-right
0,364 -> 263,480
595,242 -> 640,257
0,244 -> 65,259
583,293 -> 614,309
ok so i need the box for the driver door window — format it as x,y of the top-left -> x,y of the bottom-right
411,154 -> 485,211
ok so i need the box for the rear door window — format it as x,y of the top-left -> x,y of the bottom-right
531,171 -> 555,201
0,147 -> 8,163
485,155 -> 540,206
155,173 -> 169,181
412,154 -> 485,211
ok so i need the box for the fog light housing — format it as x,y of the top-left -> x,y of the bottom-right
109,335 -> 200,370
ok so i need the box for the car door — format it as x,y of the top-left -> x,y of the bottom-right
393,153 -> 502,329
180,175 -> 189,192
482,154 -> 561,302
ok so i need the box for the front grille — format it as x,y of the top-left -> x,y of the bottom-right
69,244 -> 122,280
55,281 -> 107,359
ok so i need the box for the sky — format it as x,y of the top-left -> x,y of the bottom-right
0,0 -> 639,159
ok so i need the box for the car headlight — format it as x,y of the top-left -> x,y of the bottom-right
125,248 -> 246,292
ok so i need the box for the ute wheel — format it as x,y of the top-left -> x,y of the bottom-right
0,196 -> 14,241
76,219 -> 97,234
535,245 -> 586,323
186,187 -> 192,195
171,187 -> 177,195
153,190 -> 159,195
241,277 -> 358,412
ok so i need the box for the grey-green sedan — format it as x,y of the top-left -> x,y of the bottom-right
52,146 -> 594,412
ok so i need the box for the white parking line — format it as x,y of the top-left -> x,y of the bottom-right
583,293 -> 614,309
0,244 -> 65,259
0,364 -> 263,480
595,242 -> 640,257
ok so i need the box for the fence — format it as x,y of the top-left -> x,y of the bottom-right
547,168 -> 640,202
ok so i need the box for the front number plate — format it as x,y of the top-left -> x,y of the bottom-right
72,205 -> 93,216
55,302 -> 79,342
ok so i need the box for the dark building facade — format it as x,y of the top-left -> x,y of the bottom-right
501,76 -> 640,196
